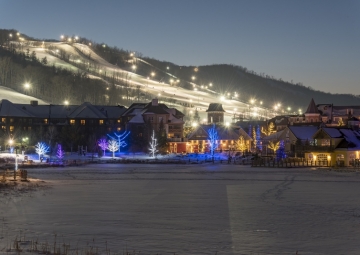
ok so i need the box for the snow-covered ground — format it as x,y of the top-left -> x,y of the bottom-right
1,165 -> 360,254
0,86 -> 48,104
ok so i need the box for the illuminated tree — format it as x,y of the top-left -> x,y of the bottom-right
107,140 -> 119,158
268,141 -> 280,154
35,142 -> 49,160
252,127 -> 257,152
183,126 -> 194,137
98,138 -> 108,156
56,144 -> 65,160
261,122 -> 276,136
338,118 -> 345,126
276,140 -> 286,160
149,130 -> 158,158
235,135 -> 247,153
208,124 -> 219,159
107,131 -> 130,153
256,125 -> 262,151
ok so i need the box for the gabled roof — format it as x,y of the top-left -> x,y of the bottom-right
67,102 -> 107,119
305,98 -> 320,114
0,99 -> 35,117
128,113 -> 145,123
206,103 -> 225,112
143,105 -> 169,115
288,126 -> 319,140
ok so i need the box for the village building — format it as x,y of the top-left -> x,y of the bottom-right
305,127 -> 360,167
0,99 -> 126,134
122,99 -> 186,153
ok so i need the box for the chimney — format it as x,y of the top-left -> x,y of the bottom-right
152,99 -> 158,106
30,100 -> 38,106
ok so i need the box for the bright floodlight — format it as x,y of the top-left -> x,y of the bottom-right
209,83 -> 212,86
191,76 -> 195,80
60,35 -> 64,39
287,107 -> 291,111
151,72 -> 155,77
260,101 -> 263,105
220,96 -> 225,101
64,100 -> 69,105
9,139 -> 13,145
250,99 -> 255,104
9,34 -> 12,37
167,66 -> 169,70
132,65 -> 137,70
192,122 -> 198,127
68,38 -> 71,42
225,122 -> 230,127
24,83 -> 30,89
75,36 -> 79,40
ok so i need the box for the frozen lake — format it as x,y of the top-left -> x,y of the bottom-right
1,164 -> 360,254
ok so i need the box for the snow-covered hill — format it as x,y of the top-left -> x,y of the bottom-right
9,41 -> 271,121
0,86 -> 48,104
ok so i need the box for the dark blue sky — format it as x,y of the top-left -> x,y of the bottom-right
1,0 -> 359,95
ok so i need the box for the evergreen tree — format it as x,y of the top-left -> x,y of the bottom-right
193,108 -> 200,123
276,140 -> 286,160
157,119 -> 168,154
256,125 -> 262,151
41,56 -> 48,65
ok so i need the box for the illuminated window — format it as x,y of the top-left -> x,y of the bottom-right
10,126 -> 14,132
99,120 -> 104,125
117,119 -> 121,123
10,118 -> 14,123
70,119 -> 75,125
1,126 -> 5,130
81,120 -> 86,125
117,127 -> 121,132
44,119 -> 48,124
1,118 -> 6,123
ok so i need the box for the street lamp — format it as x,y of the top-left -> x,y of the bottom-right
24,82 -> 30,94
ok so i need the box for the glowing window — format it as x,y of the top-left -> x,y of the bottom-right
99,120 -> 104,125
81,120 -> 86,125
70,119 -> 75,125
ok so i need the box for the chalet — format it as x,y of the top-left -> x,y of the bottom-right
305,127 -> 360,166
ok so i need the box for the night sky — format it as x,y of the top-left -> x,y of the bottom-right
1,0 -> 359,95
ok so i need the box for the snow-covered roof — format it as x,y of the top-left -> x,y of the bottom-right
322,128 -> 342,138
128,113 -> 145,123
289,126 -> 318,140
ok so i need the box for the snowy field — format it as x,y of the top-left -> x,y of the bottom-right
1,165 -> 360,254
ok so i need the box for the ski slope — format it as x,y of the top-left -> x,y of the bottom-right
0,86 -> 48,104
10,41 -> 273,121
